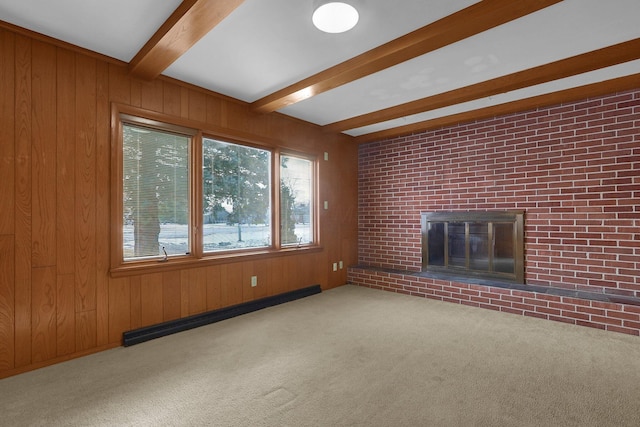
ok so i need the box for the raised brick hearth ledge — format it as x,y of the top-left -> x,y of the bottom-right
348,266 -> 640,336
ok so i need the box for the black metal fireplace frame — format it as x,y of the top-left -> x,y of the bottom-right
421,211 -> 525,284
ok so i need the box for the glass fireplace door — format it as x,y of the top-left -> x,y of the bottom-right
421,211 -> 524,283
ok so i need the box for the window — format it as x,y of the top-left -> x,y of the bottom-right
122,122 -> 192,261
111,106 -> 319,273
280,154 -> 314,246
202,138 -> 272,252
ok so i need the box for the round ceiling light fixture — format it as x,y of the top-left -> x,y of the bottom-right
312,2 -> 359,34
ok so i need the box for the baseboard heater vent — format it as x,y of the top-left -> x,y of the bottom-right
123,284 -> 321,347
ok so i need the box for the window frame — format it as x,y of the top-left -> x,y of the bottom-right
121,118 -> 196,261
200,136 -> 274,255
110,104 -> 321,277
278,151 -> 318,248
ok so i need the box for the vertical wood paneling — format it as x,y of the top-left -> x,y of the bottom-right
130,80 -> 142,108
31,266 -> 56,362
140,273 -> 163,327
284,256 -> 302,292
205,265 -> 221,311
1,27 -> 359,378
108,277 -> 130,344
296,255 -> 313,290
55,273 -> 75,356
0,30 -> 15,371
56,48 -> 76,275
163,81 -> 182,117
218,101 -> 229,128
242,260 -> 269,302
140,79 -> 163,112
14,34 -> 33,368
245,108 -> 267,137
220,263 -> 243,307
0,30 -> 15,235
269,258 -> 285,296
180,270 -> 190,317
129,276 -> 141,330
189,268 -> 207,314
321,143 -> 339,286
95,61 -> 110,346
180,87 -> 189,120
31,41 -> 57,268
0,236 -> 15,370
225,103 -> 247,134
75,309 -> 96,351
206,96 -> 223,127
75,54 -> 96,313
338,141 -> 358,287
258,260 -> 271,297
162,271 -> 182,322
189,268 -> 207,315
108,64 -> 131,105
316,251 -> 330,289
188,89 -> 206,122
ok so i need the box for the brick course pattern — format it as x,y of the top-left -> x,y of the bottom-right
350,89 -> 640,335
349,268 -> 640,336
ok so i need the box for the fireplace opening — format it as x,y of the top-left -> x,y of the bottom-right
421,211 -> 524,283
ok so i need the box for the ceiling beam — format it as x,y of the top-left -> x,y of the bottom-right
353,73 -> 640,144
326,38 -> 640,133
129,0 -> 244,80
251,0 -> 563,113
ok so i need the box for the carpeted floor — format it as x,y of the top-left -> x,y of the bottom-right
2,284 -> 640,426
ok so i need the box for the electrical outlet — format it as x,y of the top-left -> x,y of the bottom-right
251,276 -> 257,287
339,261 -> 343,269
332,263 -> 338,272
324,201 -> 329,210
324,152 -> 329,161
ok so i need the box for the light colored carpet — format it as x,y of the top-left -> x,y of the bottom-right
2,284 -> 640,426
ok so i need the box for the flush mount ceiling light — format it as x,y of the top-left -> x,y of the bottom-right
312,2 -> 359,34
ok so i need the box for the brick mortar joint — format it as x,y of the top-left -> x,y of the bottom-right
348,265 -> 640,308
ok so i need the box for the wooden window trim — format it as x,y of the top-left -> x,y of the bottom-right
110,103 -> 322,278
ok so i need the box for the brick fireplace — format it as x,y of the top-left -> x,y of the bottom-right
349,88 -> 640,336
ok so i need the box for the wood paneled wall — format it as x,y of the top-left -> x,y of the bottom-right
0,27 -> 358,378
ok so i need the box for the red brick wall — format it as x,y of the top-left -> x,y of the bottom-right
350,89 -> 640,335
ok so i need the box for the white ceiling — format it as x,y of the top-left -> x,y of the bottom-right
1,0 -> 639,142
164,0 -> 479,102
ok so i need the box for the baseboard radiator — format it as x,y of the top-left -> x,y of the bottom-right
123,284 -> 322,347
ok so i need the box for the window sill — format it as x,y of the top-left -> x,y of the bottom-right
109,245 -> 324,278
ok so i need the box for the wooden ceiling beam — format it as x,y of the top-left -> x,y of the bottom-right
251,0 -> 563,113
129,0 -> 244,80
353,73 -> 640,144
326,38 -> 640,133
